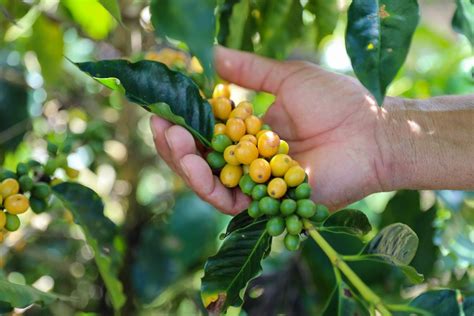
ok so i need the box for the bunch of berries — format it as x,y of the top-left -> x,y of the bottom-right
206,84 -> 328,251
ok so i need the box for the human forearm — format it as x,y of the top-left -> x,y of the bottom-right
378,94 -> 474,191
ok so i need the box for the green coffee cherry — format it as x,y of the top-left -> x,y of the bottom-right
248,201 -> 262,218
251,184 -> 267,201
266,217 -> 285,236
295,183 -> 312,199
32,183 -> 51,199
280,199 -> 297,216
286,188 -> 297,200
5,213 -> 20,232
259,197 -> 280,216
0,169 -> 16,181
296,199 -> 316,218
312,204 -> 330,222
239,174 -> 256,195
261,124 -> 271,131
284,233 -> 300,251
44,159 -> 57,176
19,175 -> 34,192
16,163 -> 29,176
207,151 -> 226,169
47,142 -> 58,155
27,160 -> 41,169
30,197 -> 48,214
286,215 -> 303,235
211,134 -> 232,153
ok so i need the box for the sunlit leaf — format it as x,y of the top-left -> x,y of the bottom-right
0,280 -> 59,311
306,0 -> 340,44
452,0 -> 474,45
98,0 -> 122,23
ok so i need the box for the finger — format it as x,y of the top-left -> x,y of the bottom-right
180,154 -> 251,214
215,46 -> 306,94
150,116 -> 175,168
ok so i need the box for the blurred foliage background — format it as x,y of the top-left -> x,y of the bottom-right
0,0 -> 472,315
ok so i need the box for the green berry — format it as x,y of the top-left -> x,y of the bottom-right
259,197 -> 280,216
207,151 -> 226,169
239,174 -> 256,195
32,183 -> 51,199
19,175 -> 34,192
284,233 -> 300,251
286,188 -> 297,200
295,183 -> 312,199
44,159 -> 57,176
286,215 -> 303,235
266,217 -> 285,236
261,124 -> 272,131
280,199 -> 297,216
211,134 -> 232,153
312,204 -> 330,222
16,163 -> 29,176
47,142 -> 58,155
5,213 -> 20,232
27,160 -> 41,169
0,169 -> 16,181
248,200 -> 262,218
296,199 -> 316,218
251,184 -> 267,201
29,197 -> 48,214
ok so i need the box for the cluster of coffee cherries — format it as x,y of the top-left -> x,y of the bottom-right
0,143 -> 79,243
206,84 -> 328,251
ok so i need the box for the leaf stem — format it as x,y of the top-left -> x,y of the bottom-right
303,220 -> 391,316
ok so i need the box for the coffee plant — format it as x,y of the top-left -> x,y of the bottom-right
0,0 -> 472,315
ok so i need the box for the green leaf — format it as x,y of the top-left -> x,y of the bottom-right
306,0 -> 340,44
452,0 -> 474,45
201,219 -> 271,313
221,210 -> 256,239
52,182 -> 126,312
0,280 -> 59,311
150,0 -> 216,77
322,209 -> 372,237
225,0 -> 251,49
98,0 -> 122,23
322,281 -> 369,316
392,289 -> 465,316
217,0 -> 241,44
345,0 -> 419,105
75,59 -> 215,147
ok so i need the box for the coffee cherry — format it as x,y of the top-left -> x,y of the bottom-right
251,184 -> 267,200
267,178 -> 287,199
270,154 -> 292,177
212,97 -> 232,120
295,183 -> 312,199
236,101 -> 253,115
0,212 -> 6,229
44,159 -> 57,176
248,200 -> 262,218
312,205 -> 330,222
284,166 -> 306,187
16,163 -> 28,176
239,174 -> 256,195
0,231 -> 4,243
211,134 -> 232,153
224,145 -> 240,165
220,164 -> 242,188
261,124 -> 271,131
278,140 -> 289,154
5,213 -> 20,232
259,197 -> 280,216
214,123 -> 226,136
257,131 -> 280,158
0,179 -> 20,198
244,115 -> 262,135
286,215 -> 303,235
296,199 -> 316,218
31,183 -> 51,199
226,118 -> 246,142
66,167 -> 80,179
18,175 -> 33,192
30,197 -> 48,214
4,194 -> 29,215
280,199 -> 297,216
213,83 -> 231,99
284,233 -> 300,251
0,169 -> 16,181
240,134 -> 257,145
235,141 -> 259,165
249,158 -> 271,183
47,142 -> 58,155
266,217 -> 285,237
207,151 -> 226,169
286,188 -> 297,200
229,107 -> 251,120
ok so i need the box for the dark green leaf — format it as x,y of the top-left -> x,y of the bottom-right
322,209 -> 372,237
394,289 -> 464,316
365,223 -> 418,265
150,0 -> 216,77
321,281 -> 369,316
98,0 -> 122,23
306,0 -> 340,44
225,0 -> 250,49
201,219 -> 271,313
0,280 -> 59,310
52,182 -> 126,311
217,0 -> 241,44
464,295 -> 474,315
346,0 -> 419,105
452,0 -> 474,45
76,59 -> 215,147
221,210 -> 256,239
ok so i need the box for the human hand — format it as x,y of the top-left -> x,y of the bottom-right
151,46 -> 392,213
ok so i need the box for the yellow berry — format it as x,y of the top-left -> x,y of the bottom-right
66,167 -> 79,179
0,212 -> 6,229
214,123 -> 226,135
229,107 -> 251,120
223,145 -> 240,165
4,194 -> 29,215
236,101 -> 253,115
278,140 -> 290,154
235,141 -> 259,165
270,154 -> 293,177
213,83 -> 231,99
240,134 -> 257,145
284,166 -> 306,187
245,115 -> 262,135
267,178 -> 287,199
220,164 -> 243,188
211,97 -> 232,120
0,230 -> 4,243
0,179 -> 20,198
226,118 -> 246,142
249,158 -> 271,183
257,131 -> 280,158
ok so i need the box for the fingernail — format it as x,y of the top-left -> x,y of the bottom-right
150,116 -> 158,138
180,157 -> 191,181
164,127 -> 173,150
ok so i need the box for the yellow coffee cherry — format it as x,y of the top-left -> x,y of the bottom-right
212,97 -> 232,120
243,165 -> 250,174
214,123 -> 226,135
278,140 -> 290,154
256,130 -> 267,141
240,134 -> 257,145
5,194 -> 30,215
257,131 -> 280,158
220,164 -> 243,188
229,107 -> 251,120
267,178 -> 287,199
235,141 -> 259,165
249,158 -> 271,183
284,165 -> 306,187
224,145 -> 240,165
66,167 -> 79,179
270,154 -> 293,177
236,101 -> 253,115
0,230 -> 4,243
213,83 -> 231,99
226,118 -> 246,142
245,115 -> 262,135
0,212 -> 6,229
0,179 -> 20,198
